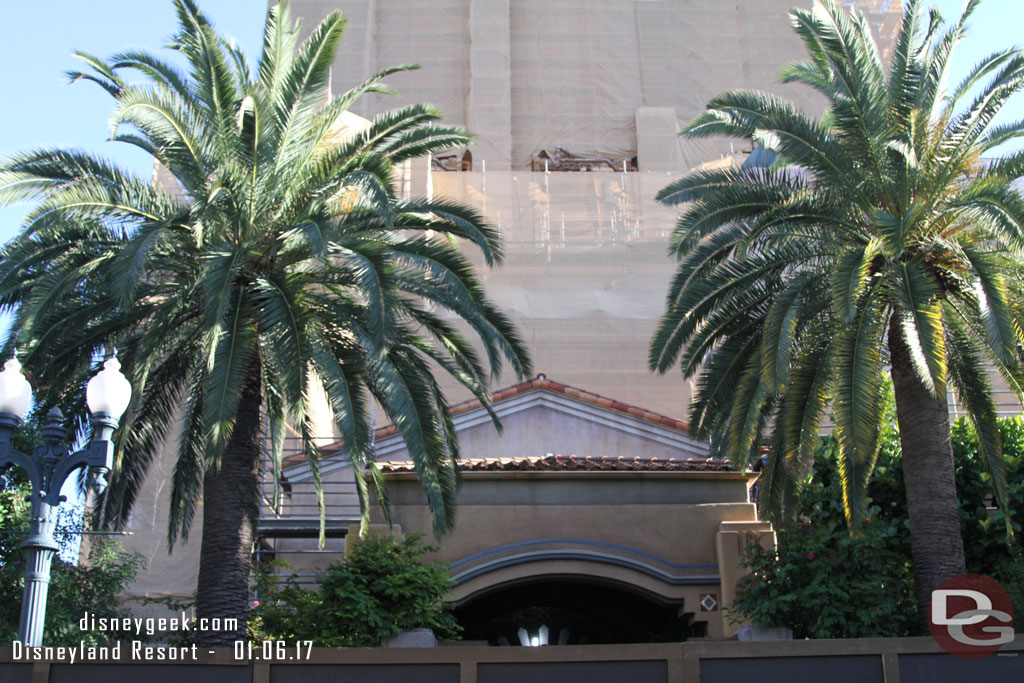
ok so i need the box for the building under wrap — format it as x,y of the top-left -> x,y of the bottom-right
123,0 -> 915,642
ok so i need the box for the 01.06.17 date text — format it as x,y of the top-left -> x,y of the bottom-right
234,640 -> 314,661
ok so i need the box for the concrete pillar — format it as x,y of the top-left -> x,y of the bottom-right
715,520 -> 775,637
466,0 -> 512,170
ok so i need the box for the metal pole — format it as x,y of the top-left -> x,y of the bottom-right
0,407 -> 117,646
18,502 -> 59,646
17,407 -> 69,646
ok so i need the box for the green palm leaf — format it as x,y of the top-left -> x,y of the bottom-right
0,0 -> 532,641
833,292 -> 886,525
652,0 -> 1024,630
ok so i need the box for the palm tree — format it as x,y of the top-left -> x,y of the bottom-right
649,0 -> 1024,630
0,0 -> 530,644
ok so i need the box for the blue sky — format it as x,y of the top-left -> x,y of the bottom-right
0,1 -> 266,244
1,0 -> 1023,247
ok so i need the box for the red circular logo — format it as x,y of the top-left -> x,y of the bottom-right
929,573 -> 1015,659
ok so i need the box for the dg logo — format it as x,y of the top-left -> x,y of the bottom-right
930,573 -> 1015,658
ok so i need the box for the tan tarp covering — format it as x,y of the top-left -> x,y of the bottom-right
424,166 -> 697,417
280,0 -> 902,416
293,0 -> 901,169
128,0 -> 1024,605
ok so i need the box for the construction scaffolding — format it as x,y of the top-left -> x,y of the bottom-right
254,429 -> 362,591
296,0 -> 902,171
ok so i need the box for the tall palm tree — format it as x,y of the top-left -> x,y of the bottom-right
649,0 -> 1024,629
0,0 -> 530,644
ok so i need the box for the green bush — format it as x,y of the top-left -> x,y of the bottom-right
250,533 -> 460,646
731,411 -> 1024,638
734,518 -> 915,638
732,433 -> 917,638
954,417 -> 1024,615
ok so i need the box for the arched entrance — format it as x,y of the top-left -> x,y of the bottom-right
453,576 -> 705,646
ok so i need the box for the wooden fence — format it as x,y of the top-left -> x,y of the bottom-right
2,636 -> 1022,682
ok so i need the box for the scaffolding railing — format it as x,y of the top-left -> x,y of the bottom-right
254,432 -> 363,592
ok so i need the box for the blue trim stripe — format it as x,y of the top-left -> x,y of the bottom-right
450,551 -> 721,587
448,538 -> 719,571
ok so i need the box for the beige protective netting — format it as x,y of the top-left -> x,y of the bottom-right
143,0 -> 1024,602
292,0 -> 901,171
423,166 -> 696,417
281,0 -> 903,419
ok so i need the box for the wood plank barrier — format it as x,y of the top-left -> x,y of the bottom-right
1,636 -> 1022,682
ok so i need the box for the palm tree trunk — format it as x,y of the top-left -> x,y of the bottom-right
195,355 -> 262,646
887,323 -> 966,633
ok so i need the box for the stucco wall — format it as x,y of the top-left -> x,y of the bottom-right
367,470 -> 762,637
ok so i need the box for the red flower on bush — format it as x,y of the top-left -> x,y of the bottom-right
807,552 -> 815,560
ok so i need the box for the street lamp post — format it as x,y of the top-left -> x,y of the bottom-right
0,355 -> 131,646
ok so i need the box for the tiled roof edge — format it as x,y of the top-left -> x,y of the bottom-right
378,454 -> 734,474
315,375 -> 691,460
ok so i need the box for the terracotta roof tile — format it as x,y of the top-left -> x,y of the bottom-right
311,375 -> 692,463
440,374 -> 690,432
378,454 -> 733,473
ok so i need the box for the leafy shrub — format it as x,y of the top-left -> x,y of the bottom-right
250,533 -> 460,646
736,521 -> 916,638
732,435 -> 917,638
953,417 -> 1024,615
731,408 -> 1024,638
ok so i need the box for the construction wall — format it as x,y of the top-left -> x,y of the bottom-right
289,0 -> 902,170
7,637 -> 1024,683
428,167 -> 696,417
281,0 -> 904,417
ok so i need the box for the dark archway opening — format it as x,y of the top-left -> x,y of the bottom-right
453,578 -> 705,646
